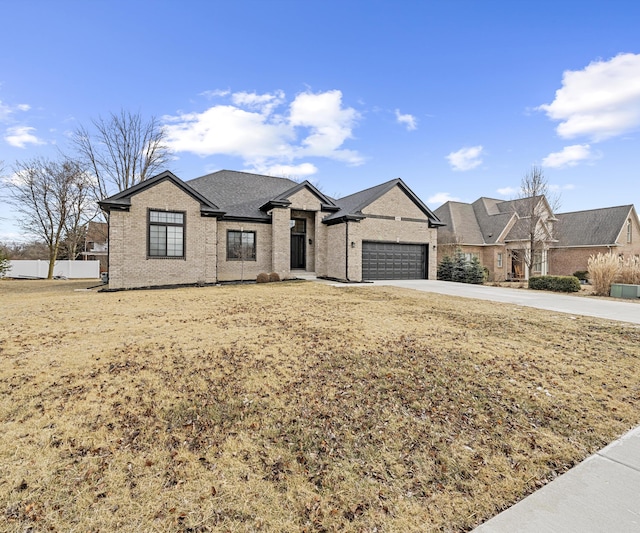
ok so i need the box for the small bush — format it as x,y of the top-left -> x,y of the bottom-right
466,256 -> 486,284
588,253 -> 620,296
452,252 -> 467,283
437,252 -> 485,284
0,249 -> 10,278
573,270 -> 589,281
529,275 -> 581,293
256,272 -> 270,283
268,272 -> 280,282
437,255 -> 454,281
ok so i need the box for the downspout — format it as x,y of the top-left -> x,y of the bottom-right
345,220 -> 350,282
105,214 -> 110,284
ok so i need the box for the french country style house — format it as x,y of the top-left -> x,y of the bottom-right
99,170 -> 444,289
435,196 -> 640,281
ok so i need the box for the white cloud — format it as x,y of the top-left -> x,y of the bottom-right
289,90 -> 363,164
395,109 -> 417,131
427,192 -> 461,206
0,100 -> 31,122
200,89 -> 230,99
496,186 -> 517,197
549,183 -> 576,192
446,145 -> 483,171
164,89 -> 363,171
249,162 -> 318,178
4,126 -> 46,148
232,90 -> 285,115
538,53 -> 640,141
542,144 -> 595,168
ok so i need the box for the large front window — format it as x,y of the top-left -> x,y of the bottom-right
227,230 -> 256,261
149,210 -> 184,258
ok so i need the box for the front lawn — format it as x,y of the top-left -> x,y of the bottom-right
1,280 -> 638,531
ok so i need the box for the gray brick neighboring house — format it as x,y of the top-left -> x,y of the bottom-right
98,170 -> 444,290
434,197 -> 640,281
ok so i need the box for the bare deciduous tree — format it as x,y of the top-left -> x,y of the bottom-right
6,157 -> 92,279
511,165 -> 559,278
61,172 -> 94,260
72,110 -> 171,199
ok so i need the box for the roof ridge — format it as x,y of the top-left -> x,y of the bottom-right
557,204 -> 633,216
336,178 -> 400,200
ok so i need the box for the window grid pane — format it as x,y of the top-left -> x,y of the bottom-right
149,210 -> 184,258
227,230 -> 256,260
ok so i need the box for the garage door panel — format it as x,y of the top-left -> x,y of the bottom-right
362,242 -> 427,280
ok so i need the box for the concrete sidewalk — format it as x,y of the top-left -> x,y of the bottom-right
325,278 -> 640,531
473,426 -> 640,532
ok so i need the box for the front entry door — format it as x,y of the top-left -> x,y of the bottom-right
290,218 -> 306,269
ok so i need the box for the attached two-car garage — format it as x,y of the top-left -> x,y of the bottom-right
361,241 -> 428,280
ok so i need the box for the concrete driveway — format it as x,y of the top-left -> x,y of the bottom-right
369,279 -> 640,325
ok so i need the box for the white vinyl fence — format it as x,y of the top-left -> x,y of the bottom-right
6,260 -> 100,279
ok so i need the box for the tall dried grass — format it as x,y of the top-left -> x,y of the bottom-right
618,256 -> 640,285
588,253 -> 621,296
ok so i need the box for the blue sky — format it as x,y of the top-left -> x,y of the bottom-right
1,0 -> 639,241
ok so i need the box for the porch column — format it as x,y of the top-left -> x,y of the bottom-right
314,211 -> 326,277
271,207 -> 291,279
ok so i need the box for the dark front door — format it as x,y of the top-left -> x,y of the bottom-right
290,218 -> 306,269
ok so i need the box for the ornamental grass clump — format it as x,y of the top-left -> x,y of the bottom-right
256,272 -> 270,283
618,256 -> 640,285
268,272 -> 281,282
588,253 -> 621,296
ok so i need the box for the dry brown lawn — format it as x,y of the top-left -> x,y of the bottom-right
1,279 -> 639,532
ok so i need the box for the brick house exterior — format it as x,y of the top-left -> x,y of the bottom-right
99,170 -> 443,290
434,196 -> 556,281
434,197 -> 639,281
548,205 -> 640,275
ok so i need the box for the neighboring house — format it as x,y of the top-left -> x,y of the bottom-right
98,170 -> 444,290
80,221 -> 108,272
434,196 -> 556,281
549,205 -> 640,275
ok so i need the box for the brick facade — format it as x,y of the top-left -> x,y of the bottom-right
108,180 -> 217,290
103,173 -> 440,288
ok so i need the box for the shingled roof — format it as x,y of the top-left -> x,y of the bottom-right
435,196 -> 556,245
101,169 -> 442,226
434,202 -> 484,243
187,170 -> 299,221
325,178 -> 444,227
552,205 -> 635,247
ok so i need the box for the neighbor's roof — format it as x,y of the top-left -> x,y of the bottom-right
434,202 -> 484,243
434,196 -> 556,245
552,205 -> 634,247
